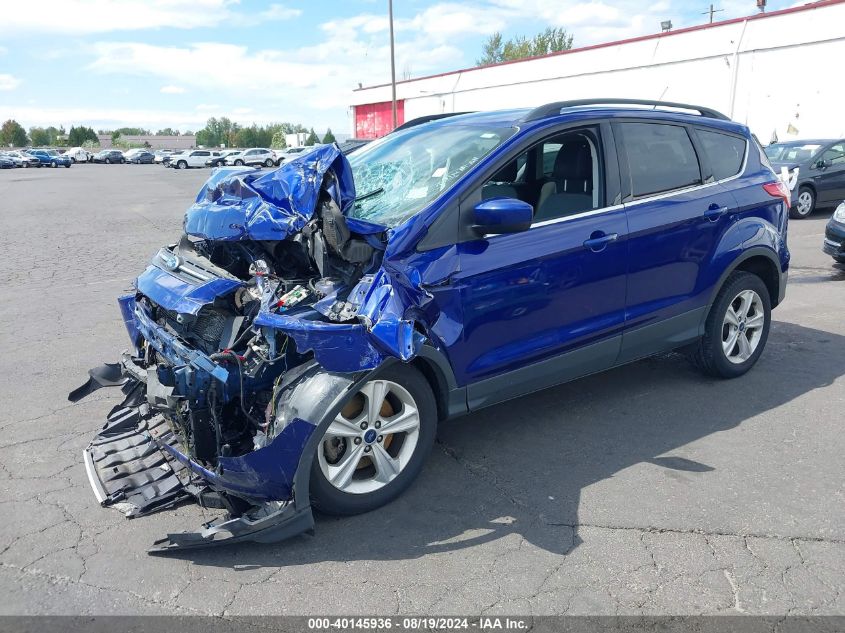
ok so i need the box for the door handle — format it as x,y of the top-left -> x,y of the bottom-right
704,205 -> 729,221
583,232 -> 618,252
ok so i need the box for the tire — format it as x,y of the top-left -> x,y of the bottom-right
51,161 -> 57,168
23,163 -> 29,168
64,163 -> 70,168
689,271 -> 771,379
264,158 -> 273,167
790,186 -> 815,219
310,364 -> 437,516
120,158 -> 126,164
105,158 -> 110,164
177,160 -> 187,169
234,159 -> 244,166
70,157 -> 76,163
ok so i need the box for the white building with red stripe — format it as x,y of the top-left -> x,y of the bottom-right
349,0 -> 845,141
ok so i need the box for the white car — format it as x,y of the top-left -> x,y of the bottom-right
273,146 -> 309,166
226,148 -> 275,167
123,148 -> 147,161
64,147 -> 93,163
170,149 -> 221,169
154,150 -> 174,164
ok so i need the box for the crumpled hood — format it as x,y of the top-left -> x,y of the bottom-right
183,144 -> 357,241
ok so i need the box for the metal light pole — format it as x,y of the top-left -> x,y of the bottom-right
389,0 -> 397,129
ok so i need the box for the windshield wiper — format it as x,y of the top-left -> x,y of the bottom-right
354,187 -> 384,203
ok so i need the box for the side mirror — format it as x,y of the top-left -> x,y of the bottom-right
472,197 -> 533,235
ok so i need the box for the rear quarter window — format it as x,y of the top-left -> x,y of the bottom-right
697,128 -> 747,180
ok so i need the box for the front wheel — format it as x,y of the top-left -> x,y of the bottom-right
234,159 -> 244,166
177,160 -> 187,169
689,271 -> 771,378
64,163 -> 70,168
105,158 -> 110,164
790,186 -> 815,219
120,158 -> 126,164
310,365 -> 437,516
51,161 -> 57,168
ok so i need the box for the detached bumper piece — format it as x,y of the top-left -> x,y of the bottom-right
148,502 -> 314,555
84,396 -> 197,518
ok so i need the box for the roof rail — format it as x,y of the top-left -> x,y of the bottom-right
522,99 -> 730,122
392,112 -> 473,133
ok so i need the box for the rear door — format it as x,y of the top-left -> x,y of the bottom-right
615,120 -> 741,363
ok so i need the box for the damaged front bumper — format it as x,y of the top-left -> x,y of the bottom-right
74,348 -> 369,553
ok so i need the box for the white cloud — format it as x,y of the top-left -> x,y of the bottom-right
260,4 -> 302,21
0,74 -> 21,90
0,0 -> 243,36
160,85 -> 187,94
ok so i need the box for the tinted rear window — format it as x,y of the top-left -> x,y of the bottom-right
697,128 -> 746,180
618,123 -> 701,197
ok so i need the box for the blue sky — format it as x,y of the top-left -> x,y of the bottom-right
0,0 -> 797,135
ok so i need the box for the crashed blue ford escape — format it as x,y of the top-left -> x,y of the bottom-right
70,99 -> 790,553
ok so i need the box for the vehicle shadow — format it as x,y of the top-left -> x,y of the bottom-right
171,320 -> 844,569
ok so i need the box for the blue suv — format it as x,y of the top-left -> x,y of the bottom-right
70,99 -> 790,552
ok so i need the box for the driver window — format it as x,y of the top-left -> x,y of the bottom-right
822,144 -> 845,165
480,127 -> 604,224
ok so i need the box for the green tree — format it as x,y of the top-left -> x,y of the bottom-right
305,127 -> 319,146
477,27 -> 573,66
322,128 -> 336,144
182,130 -> 193,136
0,119 -> 28,147
270,131 -> 287,149
30,127 -> 50,146
67,125 -> 99,146
111,131 -> 121,143
156,127 -> 177,136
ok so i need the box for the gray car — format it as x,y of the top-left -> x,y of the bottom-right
765,139 -> 845,219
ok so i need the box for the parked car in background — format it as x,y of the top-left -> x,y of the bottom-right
92,150 -> 126,164
129,150 -> 156,164
64,147 -> 93,163
1,152 -> 25,168
9,151 -> 41,168
273,146 -> 308,166
123,148 -> 147,161
823,202 -> 845,264
160,150 -> 183,166
28,149 -> 72,168
169,149 -> 221,169
765,139 -> 845,219
154,150 -> 174,164
227,147 -> 274,167
0,155 -> 14,169
205,149 -> 240,167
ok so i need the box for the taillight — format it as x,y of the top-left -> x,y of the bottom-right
762,181 -> 791,211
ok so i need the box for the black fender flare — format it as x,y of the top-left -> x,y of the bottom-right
704,245 -> 785,325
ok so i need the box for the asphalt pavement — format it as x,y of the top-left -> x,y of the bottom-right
0,164 -> 842,615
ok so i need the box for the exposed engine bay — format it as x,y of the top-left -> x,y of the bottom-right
69,144 -> 431,552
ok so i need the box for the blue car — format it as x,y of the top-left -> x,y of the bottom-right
70,99 -> 790,552
28,149 -> 72,168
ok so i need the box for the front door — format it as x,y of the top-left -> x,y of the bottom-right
813,142 -> 845,205
449,124 -> 629,409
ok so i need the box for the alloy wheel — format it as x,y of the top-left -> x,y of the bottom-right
722,289 -> 765,364
795,191 -> 813,216
317,380 -> 421,495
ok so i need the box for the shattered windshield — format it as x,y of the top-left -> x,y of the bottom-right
347,122 -> 515,227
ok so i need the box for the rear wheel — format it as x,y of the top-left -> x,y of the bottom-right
64,163 -> 70,168
264,158 -> 273,167
689,271 -> 771,378
51,160 -> 57,168
234,159 -> 244,166
177,160 -> 187,169
105,158 -> 110,164
790,186 -> 815,219
310,365 -> 437,515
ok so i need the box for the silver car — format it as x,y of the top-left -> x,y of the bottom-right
226,148 -> 275,167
